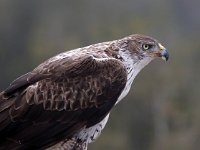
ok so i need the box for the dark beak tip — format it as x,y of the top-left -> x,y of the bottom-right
161,49 -> 169,61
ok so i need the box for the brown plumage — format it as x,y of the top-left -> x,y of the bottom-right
0,34 -> 169,150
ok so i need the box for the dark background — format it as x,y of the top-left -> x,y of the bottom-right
0,0 -> 200,150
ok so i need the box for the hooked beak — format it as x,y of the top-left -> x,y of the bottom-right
158,43 -> 169,61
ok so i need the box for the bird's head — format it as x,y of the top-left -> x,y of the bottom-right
114,34 -> 169,80
118,34 -> 169,62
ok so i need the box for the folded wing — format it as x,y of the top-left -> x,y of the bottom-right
0,54 -> 127,149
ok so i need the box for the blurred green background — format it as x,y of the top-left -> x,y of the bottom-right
0,0 -> 200,150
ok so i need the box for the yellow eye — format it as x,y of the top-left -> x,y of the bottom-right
142,44 -> 150,50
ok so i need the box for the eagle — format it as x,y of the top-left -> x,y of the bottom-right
0,34 -> 169,150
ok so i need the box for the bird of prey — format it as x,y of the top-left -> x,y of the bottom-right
0,34 -> 169,150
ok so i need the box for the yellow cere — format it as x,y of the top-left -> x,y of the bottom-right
158,43 -> 165,50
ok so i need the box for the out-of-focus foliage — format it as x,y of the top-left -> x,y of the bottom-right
0,0 -> 200,150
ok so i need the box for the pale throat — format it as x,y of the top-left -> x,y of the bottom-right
116,50 -> 154,104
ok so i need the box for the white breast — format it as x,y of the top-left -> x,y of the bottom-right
116,55 -> 153,104
76,114 -> 110,144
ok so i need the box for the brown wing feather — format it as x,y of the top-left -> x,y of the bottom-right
4,55 -> 95,96
4,72 -> 51,96
0,54 -> 127,149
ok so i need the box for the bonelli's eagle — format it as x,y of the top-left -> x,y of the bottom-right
0,34 -> 169,150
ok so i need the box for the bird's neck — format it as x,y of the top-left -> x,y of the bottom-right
116,49 -> 153,104
119,48 -> 153,78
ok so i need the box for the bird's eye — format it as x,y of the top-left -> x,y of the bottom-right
142,44 -> 152,50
